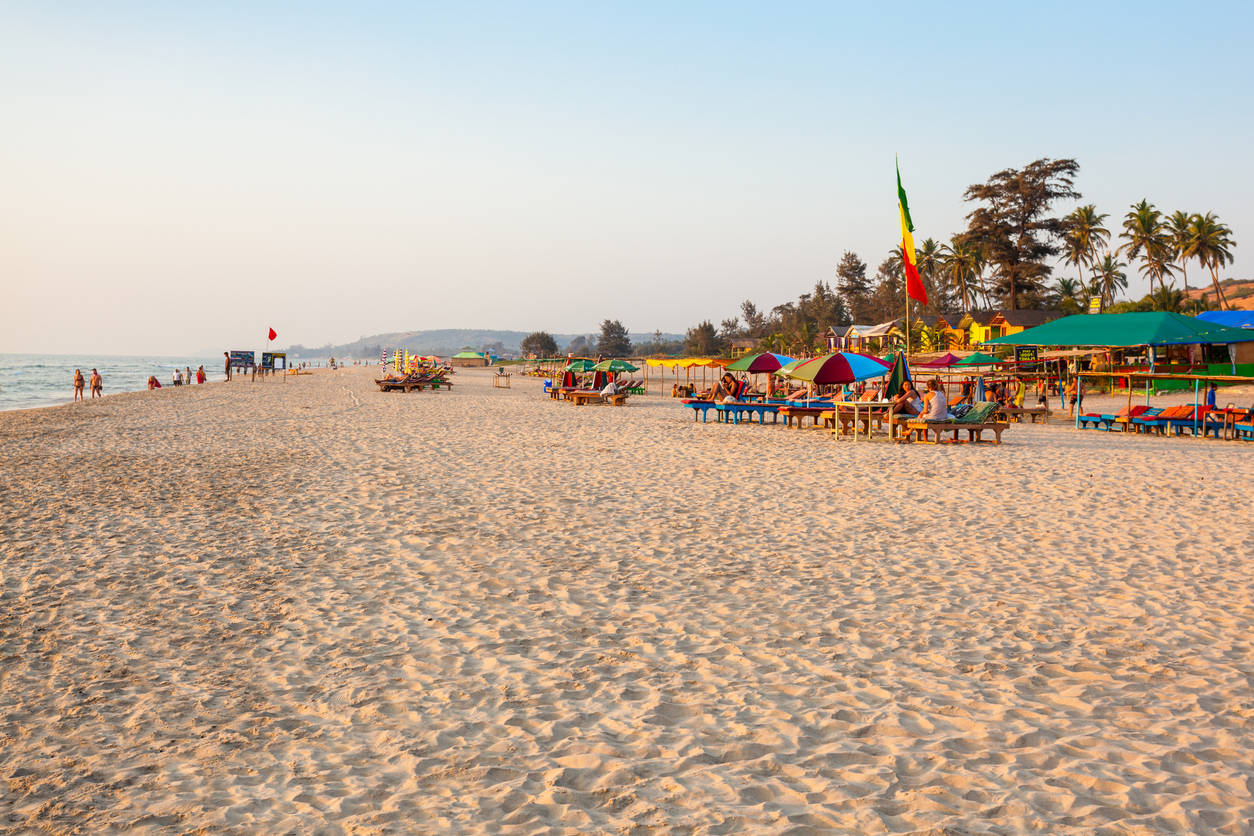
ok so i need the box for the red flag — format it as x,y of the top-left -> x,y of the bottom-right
897,162 -> 928,305
268,328 -> 277,341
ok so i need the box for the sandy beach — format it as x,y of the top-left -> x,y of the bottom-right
2,366 -> 1252,834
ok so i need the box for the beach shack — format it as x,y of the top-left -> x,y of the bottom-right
451,351 -> 489,368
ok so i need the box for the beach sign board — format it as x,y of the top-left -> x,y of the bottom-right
228,350 -> 255,370
1014,347 -> 1038,364
261,352 -> 287,371
1088,297 -> 1102,314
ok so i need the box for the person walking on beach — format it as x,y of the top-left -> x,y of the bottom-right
73,369 -> 85,401
224,351 -> 232,381
185,366 -> 192,386
90,368 -> 102,398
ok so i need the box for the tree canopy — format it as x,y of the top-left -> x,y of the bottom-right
519,331 -> 558,357
962,157 -> 1081,309
596,319 -> 632,357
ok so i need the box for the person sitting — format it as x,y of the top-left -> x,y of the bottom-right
922,378 -> 951,421
600,378 -> 619,401
147,375 -> 162,390
891,381 -> 923,416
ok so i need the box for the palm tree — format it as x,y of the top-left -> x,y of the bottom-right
1092,252 -> 1128,308
1149,285 -> 1185,313
1053,276 -> 1085,310
1167,210 -> 1195,296
940,238 -> 982,312
916,237 -> 944,308
1063,204 -> 1109,292
1184,212 -> 1235,309
1119,199 -> 1175,295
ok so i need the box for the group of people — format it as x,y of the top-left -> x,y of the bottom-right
146,365 -> 207,390
72,369 -> 102,401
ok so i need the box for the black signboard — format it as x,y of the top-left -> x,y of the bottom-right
261,352 -> 286,371
1014,347 -> 1039,364
228,350 -> 255,370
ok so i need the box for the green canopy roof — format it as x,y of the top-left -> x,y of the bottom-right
592,358 -> 639,372
957,352 -> 1002,365
451,351 -> 484,359
984,312 -> 1254,347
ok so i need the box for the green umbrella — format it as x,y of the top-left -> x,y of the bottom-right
564,359 -> 598,372
592,359 -> 639,373
773,357 -> 811,376
957,352 -> 1002,366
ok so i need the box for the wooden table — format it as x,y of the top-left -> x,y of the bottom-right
827,401 -> 895,441
493,373 -> 511,388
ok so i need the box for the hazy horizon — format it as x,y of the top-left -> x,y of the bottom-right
4,1 -> 1252,355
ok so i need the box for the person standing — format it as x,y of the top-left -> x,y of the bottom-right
224,351 -> 232,381
73,369 -> 85,402
90,368 -> 102,398
196,365 -> 207,384
185,366 -> 192,386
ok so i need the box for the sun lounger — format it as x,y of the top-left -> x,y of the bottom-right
1234,421 -> 1254,442
1089,404 -> 1151,431
375,374 -> 432,393
681,398 -> 718,422
777,405 -> 834,428
1129,407 -> 1167,434
901,402 -> 1008,445
1160,405 -> 1210,437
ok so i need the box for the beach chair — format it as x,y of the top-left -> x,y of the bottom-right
1129,406 -> 1168,434
1160,405 -> 1210,437
1095,404 -> 1151,431
901,402 -> 1008,445
1234,420 -> 1254,442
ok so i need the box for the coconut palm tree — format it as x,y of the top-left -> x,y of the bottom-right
1119,200 -> 1175,295
1092,252 -> 1128,308
1149,285 -> 1185,313
1167,210 -> 1195,295
1063,204 -> 1109,292
1052,276 -> 1086,311
1184,212 -> 1235,309
940,238 -> 983,312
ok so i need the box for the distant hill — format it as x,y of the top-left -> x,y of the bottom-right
287,328 -> 684,358
1184,278 -> 1254,310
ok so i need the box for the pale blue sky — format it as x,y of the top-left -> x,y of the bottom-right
3,1 -> 1251,353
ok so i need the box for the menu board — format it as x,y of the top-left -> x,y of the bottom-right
1014,347 -> 1039,364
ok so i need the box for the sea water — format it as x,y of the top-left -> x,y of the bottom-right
0,354 -> 232,412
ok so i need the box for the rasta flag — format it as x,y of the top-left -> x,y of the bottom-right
897,161 -> 928,305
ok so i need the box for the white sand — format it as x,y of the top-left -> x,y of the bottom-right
1,367 -> 1252,833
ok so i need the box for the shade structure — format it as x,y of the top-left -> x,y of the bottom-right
592,359 -> 639,373
725,352 -> 793,373
451,351 -> 484,359
783,352 -> 892,385
984,312 -> 1254,347
916,351 -> 964,367
1196,310 -> 1254,330
564,359 -> 598,372
957,352 -> 1002,366
884,351 -> 911,397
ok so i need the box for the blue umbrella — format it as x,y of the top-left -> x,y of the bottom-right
974,375 -> 986,402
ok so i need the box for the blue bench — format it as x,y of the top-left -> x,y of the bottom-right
715,402 -> 780,425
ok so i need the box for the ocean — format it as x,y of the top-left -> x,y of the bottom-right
0,354 -> 233,412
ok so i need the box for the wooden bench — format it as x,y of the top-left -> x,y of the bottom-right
998,405 -> 1048,423
901,419 -> 1009,445
375,378 -> 426,393
569,391 -> 629,406
714,402 -> 779,424
777,405 -> 833,428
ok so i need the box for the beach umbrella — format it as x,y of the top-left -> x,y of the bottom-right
592,359 -> 639,373
773,357 -> 812,376
974,375 -> 986,402
782,352 -> 891,385
725,352 -> 793,373
957,352 -> 1001,366
564,359 -> 597,372
917,351 -> 964,368
884,351 -> 911,398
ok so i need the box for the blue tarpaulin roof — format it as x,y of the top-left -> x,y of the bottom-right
1196,310 -> 1254,330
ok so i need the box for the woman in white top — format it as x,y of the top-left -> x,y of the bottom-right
922,378 -> 949,420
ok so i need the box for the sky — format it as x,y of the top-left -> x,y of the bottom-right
3,1 -> 1253,354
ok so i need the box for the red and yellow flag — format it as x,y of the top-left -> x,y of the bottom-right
897,161 -> 927,305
